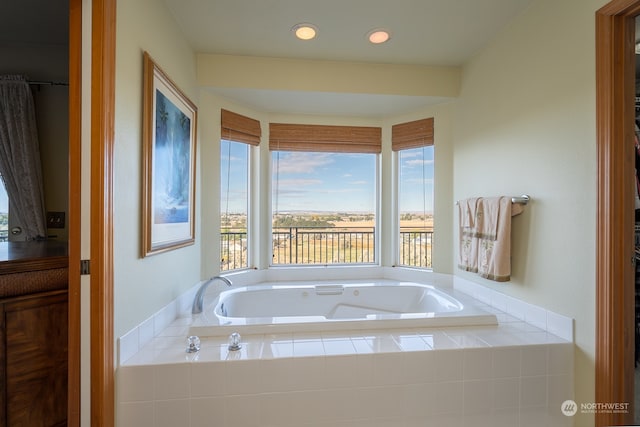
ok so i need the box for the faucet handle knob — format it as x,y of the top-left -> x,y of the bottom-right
186,335 -> 201,353
228,332 -> 242,351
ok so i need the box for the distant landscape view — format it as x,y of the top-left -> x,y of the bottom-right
220,211 -> 433,271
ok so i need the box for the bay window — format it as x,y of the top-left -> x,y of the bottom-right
219,109 -> 260,271
393,117 -> 434,269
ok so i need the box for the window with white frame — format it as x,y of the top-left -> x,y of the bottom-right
393,118 -> 434,269
269,123 -> 381,266
219,109 -> 260,271
220,139 -> 249,270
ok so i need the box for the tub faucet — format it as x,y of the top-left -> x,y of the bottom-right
192,276 -> 232,314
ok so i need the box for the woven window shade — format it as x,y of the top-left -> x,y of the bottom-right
221,109 -> 261,146
391,117 -> 434,151
269,123 -> 382,153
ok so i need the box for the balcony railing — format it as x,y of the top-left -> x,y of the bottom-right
272,226 -> 375,265
398,227 -> 433,268
220,226 -> 433,271
220,230 -> 247,271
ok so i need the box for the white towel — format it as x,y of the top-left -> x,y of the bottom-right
458,198 -> 480,273
458,196 -> 524,282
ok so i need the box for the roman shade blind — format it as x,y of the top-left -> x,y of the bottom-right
269,123 -> 382,153
391,117 -> 434,151
221,109 -> 261,146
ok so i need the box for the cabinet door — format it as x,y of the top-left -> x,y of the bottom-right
4,291 -> 67,426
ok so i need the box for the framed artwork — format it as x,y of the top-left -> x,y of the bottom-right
142,51 -> 197,256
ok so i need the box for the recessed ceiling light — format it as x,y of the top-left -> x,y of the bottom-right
367,29 -> 391,44
292,23 -> 318,41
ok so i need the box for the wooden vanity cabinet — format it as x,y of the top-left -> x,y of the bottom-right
0,242 -> 68,427
0,290 -> 68,427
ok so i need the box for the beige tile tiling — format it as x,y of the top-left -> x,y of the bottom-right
350,337 -> 375,354
493,377 -> 521,409
444,331 -> 490,348
432,349 -> 464,382
401,350 -> 436,384
156,324 -> 190,337
322,338 -> 356,355
521,345 -> 549,377
190,396 -> 226,427
463,348 -> 494,380
153,363 -> 190,400
324,354 -> 359,389
417,330 -> 461,350
391,333 -> 432,352
292,339 -> 325,357
118,401 -> 154,426
117,365 -> 155,402
190,361 -> 227,397
492,346 -> 522,378
520,375 -> 548,408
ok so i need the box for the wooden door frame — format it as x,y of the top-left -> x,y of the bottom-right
68,0 -> 81,425
90,0 -> 116,425
596,0 -> 640,426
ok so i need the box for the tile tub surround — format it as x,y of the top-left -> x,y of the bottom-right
117,271 -> 575,426
118,315 -> 574,426
118,269 -> 574,362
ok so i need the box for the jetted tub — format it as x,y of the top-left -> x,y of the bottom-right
189,279 -> 498,336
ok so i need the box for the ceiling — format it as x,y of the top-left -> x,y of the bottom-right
2,0 -> 536,116
164,0 -> 533,117
164,0 -> 532,67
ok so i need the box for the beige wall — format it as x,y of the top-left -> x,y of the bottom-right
453,0 -> 607,424
198,54 -> 461,97
114,1 -> 615,424
114,0 -> 199,338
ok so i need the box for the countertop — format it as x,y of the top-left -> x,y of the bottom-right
0,240 -> 68,297
0,240 -> 68,274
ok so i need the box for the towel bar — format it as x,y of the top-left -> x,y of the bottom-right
456,195 -> 530,205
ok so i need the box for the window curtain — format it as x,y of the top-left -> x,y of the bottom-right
269,123 -> 382,153
391,117 -> 434,151
0,75 -> 47,240
221,109 -> 261,146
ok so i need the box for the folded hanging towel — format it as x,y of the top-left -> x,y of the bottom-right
458,196 -> 524,282
458,197 -> 481,273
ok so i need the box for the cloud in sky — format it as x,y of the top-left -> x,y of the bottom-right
274,152 -> 334,174
276,178 -> 323,188
404,159 -> 434,167
405,178 -> 434,184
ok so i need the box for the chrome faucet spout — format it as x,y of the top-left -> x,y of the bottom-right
192,276 -> 232,314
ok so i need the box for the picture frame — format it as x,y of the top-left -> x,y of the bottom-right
142,51 -> 197,257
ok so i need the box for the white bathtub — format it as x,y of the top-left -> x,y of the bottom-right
189,279 -> 498,336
